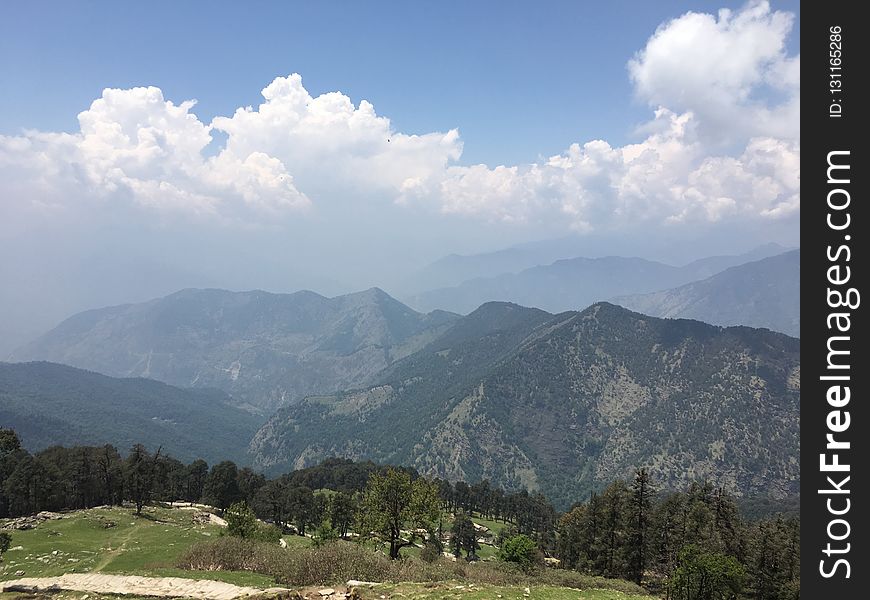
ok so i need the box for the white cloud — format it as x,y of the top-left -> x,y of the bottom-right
402,1 -> 800,230
627,0 -> 799,143
1,85 -> 310,223
1,2 -> 798,235
211,74 -> 462,194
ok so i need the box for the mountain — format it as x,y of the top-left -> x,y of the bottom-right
613,250 -> 800,337
249,302 -> 800,509
12,288 -> 458,413
0,361 -> 261,463
406,245 -> 791,315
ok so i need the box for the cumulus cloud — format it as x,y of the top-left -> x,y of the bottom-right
212,74 -> 462,194
1,1 -> 798,235
628,0 -> 799,143
1,86 -> 310,223
406,0 -> 800,230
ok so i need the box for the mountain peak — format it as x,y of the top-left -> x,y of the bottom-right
14,286 -> 457,413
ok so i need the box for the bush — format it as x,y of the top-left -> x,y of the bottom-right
178,538 -> 391,586
253,523 -> 283,543
225,501 -> 258,539
177,537 -> 649,597
178,536 -> 286,573
420,540 -> 442,563
0,532 -> 11,559
669,545 -> 745,600
498,534 -> 542,571
311,522 -> 340,547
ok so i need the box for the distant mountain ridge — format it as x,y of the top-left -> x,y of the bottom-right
13,287 -> 458,413
250,302 -> 800,509
0,361 -> 260,463
613,250 -> 800,337
406,244 -> 791,315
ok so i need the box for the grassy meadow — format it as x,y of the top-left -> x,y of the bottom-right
1,505 -> 655,600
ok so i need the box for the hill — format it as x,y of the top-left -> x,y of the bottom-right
0,361 -> 261,463
613,250 -> 800,337
406,245 -> 791,315
12,288 -> 458,413
250,303 -> 800,509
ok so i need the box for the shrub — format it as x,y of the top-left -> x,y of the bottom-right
420,540 -> 442,563
225,501 -> 258,539
669,545 -> 745,600
311,522 -> 339,547
178,536 -> 286,573
177,537 -> 649,597
0,532 -> 11,559
253,523 -> 283,543
178,538 -> 391,586
498,534 -> 542,571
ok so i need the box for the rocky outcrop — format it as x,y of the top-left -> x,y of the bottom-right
1,511 -> 64,531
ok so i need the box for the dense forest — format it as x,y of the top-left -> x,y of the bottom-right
0,429 -> 798,599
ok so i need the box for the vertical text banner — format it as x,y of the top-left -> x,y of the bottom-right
803,2 -> 867,597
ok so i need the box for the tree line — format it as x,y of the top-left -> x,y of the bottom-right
557,469 -> 799,599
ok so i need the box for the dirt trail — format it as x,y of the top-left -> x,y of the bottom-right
93,521 -> 138,572
1,573 -> 292,599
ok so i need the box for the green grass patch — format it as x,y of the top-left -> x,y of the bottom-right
0,505 -> 274,588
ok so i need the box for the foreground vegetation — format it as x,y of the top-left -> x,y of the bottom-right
178,536 -> 650,594
1,430 -> 799,598
0,504 -> 652,600
0,504 -> 273,588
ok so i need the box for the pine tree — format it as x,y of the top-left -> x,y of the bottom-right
627,468 -> 654,584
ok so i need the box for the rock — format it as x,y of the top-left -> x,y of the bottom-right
35,511 -> 64,520
191,511 -> 212,525
14,570 -> 25,576
10,545 -> 23,551
52,550 -> 59,555
318,588 -> 336,596
346,580 -> 379,587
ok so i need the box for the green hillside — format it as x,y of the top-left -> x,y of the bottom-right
13,288 -> 458,413
251,303 -> 800,509
0,362 -> 261,464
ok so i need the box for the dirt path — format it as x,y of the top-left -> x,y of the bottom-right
1,573 -> 292,599
93,521 -> 138,572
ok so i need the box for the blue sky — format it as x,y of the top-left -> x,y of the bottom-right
0,1 -> 800,350
1,0 -> 798,167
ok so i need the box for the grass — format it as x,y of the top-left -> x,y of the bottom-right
0,505 -> 274,588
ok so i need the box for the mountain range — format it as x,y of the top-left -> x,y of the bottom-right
12,287 -> 457,414
406,244 -> 791,315
250,302 -> 800,509
7,248 -> 801,508
613,250 -> 800,337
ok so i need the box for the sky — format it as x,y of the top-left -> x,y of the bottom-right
0,0 -> 800,351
